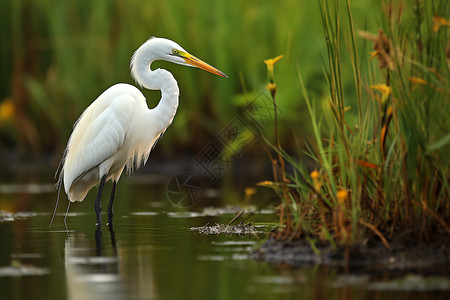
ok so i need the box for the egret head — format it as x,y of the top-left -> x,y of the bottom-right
132,37 -> 228,78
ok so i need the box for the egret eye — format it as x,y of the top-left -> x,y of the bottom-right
172,49 -> 179,55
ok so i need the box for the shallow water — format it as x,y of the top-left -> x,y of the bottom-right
0,176 -> 449,299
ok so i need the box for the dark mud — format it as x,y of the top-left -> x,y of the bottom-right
249,234 -> 450,274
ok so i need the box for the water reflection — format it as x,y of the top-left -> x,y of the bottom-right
65,226 -> 126,300
2,178 -> 449,299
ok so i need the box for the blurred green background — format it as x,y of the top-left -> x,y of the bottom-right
0,0 -> 379,159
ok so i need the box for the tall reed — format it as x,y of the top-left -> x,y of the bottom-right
264,0 -> 449,245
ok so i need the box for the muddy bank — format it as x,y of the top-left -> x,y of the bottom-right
249,234 -> 450,274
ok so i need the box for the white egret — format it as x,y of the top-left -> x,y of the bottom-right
57,37 -> 227,227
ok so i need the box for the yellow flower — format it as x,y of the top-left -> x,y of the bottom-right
257,181 -> 278,187
408,76 -> 427,85
370,84 -> 391,103
264,55 -> 283,80
310,170 -> 322,192
266,82 -> 277,98
337,189 -> 348,205
0,99 -> 15,123
369,50 -> 379,60
371,84 -> 391,96
245,187 -> 256,202
433,15 -> 450,32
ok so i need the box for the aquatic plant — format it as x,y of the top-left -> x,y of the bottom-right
261,0 -> 450,246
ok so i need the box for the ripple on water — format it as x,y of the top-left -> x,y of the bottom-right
0,183 -> 55,194
0,265 -> 50,277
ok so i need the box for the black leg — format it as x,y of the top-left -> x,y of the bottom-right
107,181 -> 116,226
108,223 -> 117,253
95,175 -> 107,227
95,226 -> 102,256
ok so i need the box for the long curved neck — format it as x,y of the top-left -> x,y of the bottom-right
130,48 -> 180,132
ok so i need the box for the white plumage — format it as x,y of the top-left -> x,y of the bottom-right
58,37 -> 227,226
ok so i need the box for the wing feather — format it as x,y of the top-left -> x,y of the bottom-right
63,86 -> 138,197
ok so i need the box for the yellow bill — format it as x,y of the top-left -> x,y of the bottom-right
179,51 -> 228,78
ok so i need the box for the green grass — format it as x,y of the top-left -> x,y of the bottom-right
1,0 -> 348,153
261,0 -> 449,245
